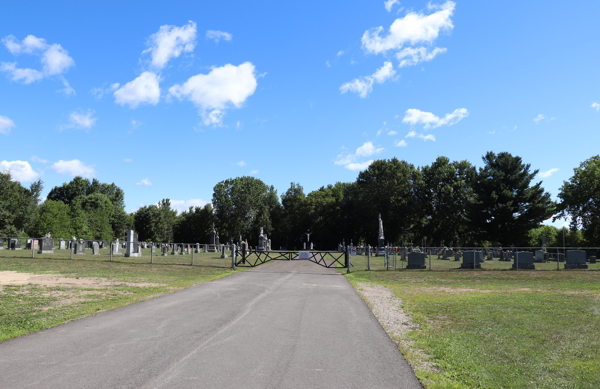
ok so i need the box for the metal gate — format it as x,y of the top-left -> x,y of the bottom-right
235,249 -> 346,268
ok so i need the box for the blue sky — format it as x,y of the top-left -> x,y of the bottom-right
1,1 -> 599,224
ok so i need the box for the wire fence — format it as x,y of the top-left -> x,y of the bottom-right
0,236 -> 237,268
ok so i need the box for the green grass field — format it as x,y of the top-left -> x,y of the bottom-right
346,255 -> 600,389
0,249 -> 237,342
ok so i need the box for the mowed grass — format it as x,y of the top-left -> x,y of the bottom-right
0,249 -> 237,342
346,256 -> 600,389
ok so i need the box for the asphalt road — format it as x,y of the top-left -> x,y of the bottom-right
0,260 -> 421,389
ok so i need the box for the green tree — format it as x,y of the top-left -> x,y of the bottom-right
419,157 -> 476,246
527,225 -> 558,247
555,155 -> 600,245
305,182 -> 348,249
0,172 -> 43,236
278,183 -> 309,249
34,200 -> 72,238
157,199 -> 177,242
71,193 -> 113,240
134,205 -> 162,242
46,176 -> 89,206
173,204 -> 214,243
212,176 -> 278,244
470,152 -> 555,246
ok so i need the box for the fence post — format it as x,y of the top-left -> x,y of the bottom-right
347,245 -> 352,273
367,245 -> 371,271
232,244 -> 236,270
110,242 -> 113,262
429,247 -> 432,271
32,239 -> 35,258
70,241 -> 73,260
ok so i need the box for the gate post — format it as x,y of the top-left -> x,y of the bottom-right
232,244 -> 236,270
368,245 -> 371,271
347,245 -> 352,273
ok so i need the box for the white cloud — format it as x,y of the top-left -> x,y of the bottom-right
168,62 -> 257,126
405,130 -> 436,141
403,108 -> 468,128
340,61 -> 396,98
1,34 -> 74,84
335,142 -> 382,170
31,156 -> 48,164
396,46 -> 447,67
51,159 -> 96,179
362,1 -> 455,54
384,0 -> 400,12
236,161 -> 246,167
57,75 -> 75,96
539,168 -> 559,178
61,110 -> 97,131
124,158 -> 133,163
388,130 -> 397,135
143,21 -> 197,70
533,114 -> 545,123
325,60 -> 332,68
91,83 -> 120,99
136,178 -> 153,187
131,119 -> 141,129
591,102 -> 600,111
395,139 -> 408,147
0,160 -> 40,182
0,115 -> 16,135
250,170 -> 259,175
236,121 -> 241,129
206,30 -> 233,43
170,198 -> 210,214
114,72 -> 160,108
336,50 -> 345,57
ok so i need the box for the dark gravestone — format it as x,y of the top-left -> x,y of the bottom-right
161,246 -> 168,256
565,250 -> 588,269
39,238 -> 53,254
512,251 -> 535,270
0,238 -> 4,250
442,249 -> 453,260
406,252 -> 426,269
534,250 -> 547,263
461,251 -> 483,269
10,238 -> 21,250
589,256 -> 597,264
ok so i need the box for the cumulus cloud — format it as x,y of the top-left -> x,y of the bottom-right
143,21 -> 197,70
388,130 -> 397,135
362,1 -> 455,54
591,102 -> 599,111
403,108 -> 468,128
124,158 -> 133,163
61,110 -> 97,131
0,115 -> 16,135
533,114 -> 545,123
236,161 -> 246,167
57,75 -> 75,96
1,34 -> 74,85
136,178 -> 153,187
384,0 -> 401,12
395,139 -> 408,147
539,168 -> 559,178
340,61 -> 396,98
336,50 -> 345,57
0,160 -> 40,182
396,46 -> 447,67
114,72 -> 160,108
206,30 -> 233,43
335,142 -> 383,170
405,130 -> 436,141
170,199 -> 210,214
250,169 -> 259,175
51,159 -> 96,179
168,62 -> 258,125
91,82 -> 120,99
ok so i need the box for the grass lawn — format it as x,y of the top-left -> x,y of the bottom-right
345,256 -> 600,389
0,249 -> 237,342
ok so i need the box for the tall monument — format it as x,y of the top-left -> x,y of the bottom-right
377,213 -> 385,256
258,227 -> 266,252
208,223 -> 217,252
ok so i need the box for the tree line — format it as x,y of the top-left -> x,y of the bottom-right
1,152 -> 599,248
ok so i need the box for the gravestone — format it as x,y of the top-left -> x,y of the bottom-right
442,248 -> 453,260
125,230 -> 141,258
59,240 -> 66,250
9,238 -> 21,250
407,252 -> 426,269
195,243 -> 200,253
39,238 -> 53,254
161,246 -> 168,256
487,250 -> 493,261
565,250 -> 588,269
512,251 -> 535,270
461,251 -> 483,269
75,241 -> 85,255
179,245 -> 185,255
152,245 -> 156,253
376,213 -> 385,256
171,245 -> 176,255
454,251 -> 460,261
589,256 -> 597,264
204,244 -> 208,253
112,239 -> 121,255
92,242 -> 100,255
208,224 -> 217,252
257,227 -> 266,253
221,245 -> 228,258
0,238 -> 3,250
534,250 -> 547,263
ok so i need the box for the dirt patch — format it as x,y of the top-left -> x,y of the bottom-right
356,282 -> 439,374
0,271 -> 164,288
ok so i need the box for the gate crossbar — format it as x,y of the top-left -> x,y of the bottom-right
235,250 -> 346,268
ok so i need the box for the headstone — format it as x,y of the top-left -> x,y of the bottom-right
9,238 -> 21,250
461,251 -> 483,269
221,245 -> 228,258
487,250 -> 493,261
442,248 -> 453,260
161,245 -> 168,256
112,240 -> 121,255
195,243 -> 200,253
179,244 -> 185,255
454,251 -> 460,261
125,230 -> 141,257
152,244 -> 156,253
310,242 -> 313,250
258,227 -> 266,252
0,238 -> 3,250
407,252 -> 426,269
208,224 -> 217,252
92,242 -> 100,255
171,244 -> 176,255
376,213 -> 385,256
512,251 -> 535,270
39,238 -> 53,254
534,250 -> 547,263
565,250 -> 588,269
99,241 -> 105,249
75,241 -> 85,255
589,256 -> 597,264
204,244 -> 208,253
